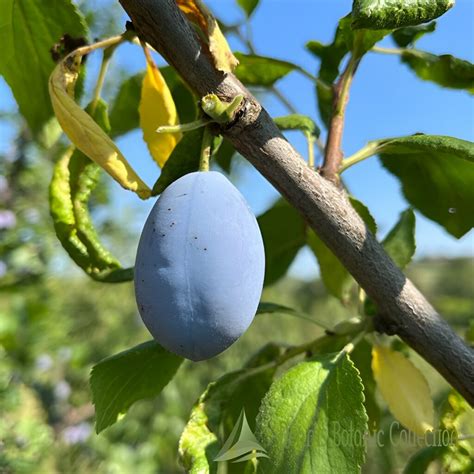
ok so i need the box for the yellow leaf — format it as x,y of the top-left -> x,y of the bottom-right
372,345 -> 434,435
48,56 -> 151,199
176,0 -> 238,72
139,54 -> 181,168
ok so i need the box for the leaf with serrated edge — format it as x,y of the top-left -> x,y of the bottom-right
90,341 -> 183,433
255,352 -> 368,473
372,345 -> 434,435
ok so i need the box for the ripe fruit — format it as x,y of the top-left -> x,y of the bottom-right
134,171 -> 265,361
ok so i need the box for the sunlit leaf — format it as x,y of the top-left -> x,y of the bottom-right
255,352 -> 367,473
49,56 -> 151,199
352,0 -> 454,30
139,51 -> 181,168
372,345 -> 434,435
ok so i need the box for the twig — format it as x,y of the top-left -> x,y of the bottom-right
321,56 -> 359,184
118,0 -> 474,405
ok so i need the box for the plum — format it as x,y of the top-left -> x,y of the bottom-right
134,171 -> 265,361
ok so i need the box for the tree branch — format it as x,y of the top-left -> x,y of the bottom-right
118,0 -> 474,405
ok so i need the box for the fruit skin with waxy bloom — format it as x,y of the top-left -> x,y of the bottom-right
134,171 -> 265,361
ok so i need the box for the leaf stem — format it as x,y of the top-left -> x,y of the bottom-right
69,34 -> 128,60
89,48 -> 115,115
342,330 -> 367,355
371,45 -> 405,55
157,119 -> 209,134
305,132 -> 315,169
340,140 -> 384,172
321,55 -> 359,184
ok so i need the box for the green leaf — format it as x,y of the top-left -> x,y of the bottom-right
403,445 -> 446,474
349,196 -> 377,234
234,53 -> 296,87
273,114 -> 320,137
179,344 -> 280,474
109,67 -> 196,137
90,341 -> 183,434
306,19 -> 349,127
379,134 -> 474,238
352,0 -> 454,30
392,22 -> 436,48
350,340 -> 381,432
257,302 -> 303,317
257,200 -> 306,286
0,0 -> 87,133
255,352 -> 368,473
161,66 -> 197,123
257,302 -> 321,327
237,0 -> 259,17
440,391 -> 474,472
308,197 -> 376,301
214,137 -> 236,173
382,208 -> 416,269
401,50 -> 474,93
109,72 -> 143,137
152,127 -> 204,195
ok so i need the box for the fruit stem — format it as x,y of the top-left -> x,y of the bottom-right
199,126 -> 212,171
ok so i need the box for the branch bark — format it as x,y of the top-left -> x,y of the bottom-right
118,0 -> 474,404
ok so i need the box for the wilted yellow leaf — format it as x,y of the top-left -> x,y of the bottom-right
176,0 -> 238,72
372,345 -> 434,435
139,52 -> 181,168
48,55 -> 151,199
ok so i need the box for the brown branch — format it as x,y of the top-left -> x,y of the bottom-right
321,57 -> 358,184
118,0 -> 474,405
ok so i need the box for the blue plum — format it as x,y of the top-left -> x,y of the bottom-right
134,171 -> 265,361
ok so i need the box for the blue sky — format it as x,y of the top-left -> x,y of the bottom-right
0,0 -> 473,278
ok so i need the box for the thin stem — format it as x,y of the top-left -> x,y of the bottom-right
199,126 -> 212,171
89,48 -> 115,115
306,132 -> 315,169
340,140 -> 384,173
270,87 -> 325,155
272,85 -> 297,113
342,330 -> 367,355
321,55 -> 359,183
371,45 -> 405,55
69,34 -> 126,60
157,119 -> 209,134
